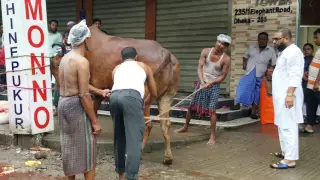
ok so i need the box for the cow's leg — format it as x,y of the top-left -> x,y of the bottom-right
158,94 -> 174,165
142,96 -> 152,151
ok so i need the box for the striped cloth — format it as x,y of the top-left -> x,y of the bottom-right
235,68 -> 262,106
189,82 -> 220,118
58,96 -> 96,176
307,49 -> 320,89
52,83 -> 59,107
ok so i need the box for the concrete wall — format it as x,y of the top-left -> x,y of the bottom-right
230,0 -> 298,97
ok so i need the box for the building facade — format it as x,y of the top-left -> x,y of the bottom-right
91,0 -> 232,95
1,0 -> 318,98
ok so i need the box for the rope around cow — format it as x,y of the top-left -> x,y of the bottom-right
0,65 -> 56,91
0,64 -> 202,123
144,88 -> 201,124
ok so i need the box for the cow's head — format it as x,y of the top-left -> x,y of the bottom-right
50,43 -> 66,89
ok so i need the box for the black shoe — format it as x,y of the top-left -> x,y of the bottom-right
230,104 -> 240,110
250,114 -> 258,119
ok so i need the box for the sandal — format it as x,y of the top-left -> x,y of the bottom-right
303,126 -> 314,134
250,114 -> 258,119
274,152 -> 284,159
270,162 -> 296,169
300,128 -> 314,134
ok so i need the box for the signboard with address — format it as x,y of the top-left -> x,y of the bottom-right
234,0 -> 293,24
230,0 -> 298,97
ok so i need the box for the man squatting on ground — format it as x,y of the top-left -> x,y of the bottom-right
58,20 -> 105,180
270,29 -> 304,169
110,47 -> 157,180
175,34 -> 232,145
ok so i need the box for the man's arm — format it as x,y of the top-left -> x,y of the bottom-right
86,66 -> 121,98
142,64 -> 157,98
271,48 -> 277,66
89,85 -> 102,96
314,70 -> 320,91
206,56 -> 231,87
313,51 -> 320,91
198,49 -> 207,84
243,57 -> 248,70
286,52 -> 304,94
89,85 -> 111,98
77,59 -> 101,133
243,47 -> 250,70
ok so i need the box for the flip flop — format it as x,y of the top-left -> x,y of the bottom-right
270,162 -> 296,169
300,128 -> 313,134
274,152 -> 284,159
302,128 -> 314,134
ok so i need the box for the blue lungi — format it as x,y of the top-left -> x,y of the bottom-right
235,68 -> 262,107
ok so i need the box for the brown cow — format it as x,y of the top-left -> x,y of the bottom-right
51,26 -> 180,165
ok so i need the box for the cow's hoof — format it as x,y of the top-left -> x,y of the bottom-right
163,159 -> 173,165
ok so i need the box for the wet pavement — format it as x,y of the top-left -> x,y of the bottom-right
42,116 -> 211,153
142,124 -> 320,180
1,124 -> 320,179
48,115 -> 211,142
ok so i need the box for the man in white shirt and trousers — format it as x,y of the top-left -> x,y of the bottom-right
270,29 -> 304,169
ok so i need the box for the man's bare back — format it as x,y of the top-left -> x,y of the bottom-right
59,52 -> 89,97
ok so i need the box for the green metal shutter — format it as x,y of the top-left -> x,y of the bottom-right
93,0 -> 145,39
46,0 -> 77,34
156,0 -> 230,94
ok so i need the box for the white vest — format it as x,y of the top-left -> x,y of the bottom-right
112,61 -> 147,98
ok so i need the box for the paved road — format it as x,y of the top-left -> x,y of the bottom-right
141,124 -> 320,180
2,124 -> 320,180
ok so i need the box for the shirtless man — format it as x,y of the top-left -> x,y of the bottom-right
58,20 -> 103,180
175,34 -> 232,145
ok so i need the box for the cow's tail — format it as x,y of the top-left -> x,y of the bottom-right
168,53 -> 179,82
153,48 -> 178,82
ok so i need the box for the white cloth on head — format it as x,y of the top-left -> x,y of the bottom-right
278,125 -> 299,160
67,19 -> 91,47
272,44 -> 304,129
67,21 -> 75,26
217,34 -> 232,44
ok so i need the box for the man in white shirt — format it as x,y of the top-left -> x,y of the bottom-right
110,47 -> 157,180
48,20 -> 63,57
270,29 -> 304,169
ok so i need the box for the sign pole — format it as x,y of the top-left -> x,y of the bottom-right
1,0 -> 54,135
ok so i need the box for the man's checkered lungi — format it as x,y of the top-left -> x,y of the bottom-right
189,82 -> 220,118
58,96 -> 96,176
